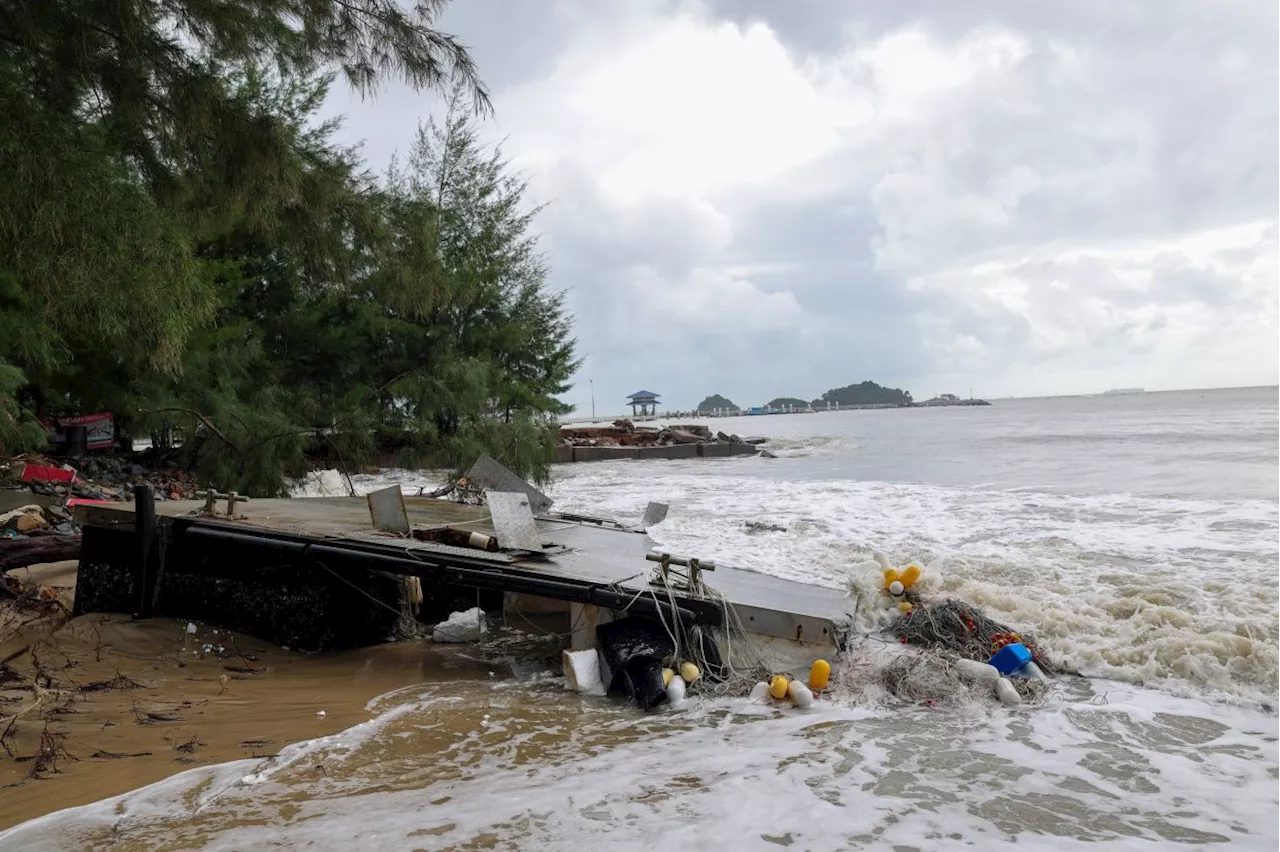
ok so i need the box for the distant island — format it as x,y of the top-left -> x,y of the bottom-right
765,397 -> 809,409
696,394 -> 737,413
689,382 -> 991,415
812,381 -> 912,407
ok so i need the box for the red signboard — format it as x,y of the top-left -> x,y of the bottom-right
57,412 -> 115,451
20,463 -> 77,484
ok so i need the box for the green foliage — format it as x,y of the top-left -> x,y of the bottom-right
0,1 -> 578,495
814,381 -> 913,407
696,394 -> 737,412
764,397 -> 809,410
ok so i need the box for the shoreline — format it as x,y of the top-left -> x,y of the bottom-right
0,562 -> 503,831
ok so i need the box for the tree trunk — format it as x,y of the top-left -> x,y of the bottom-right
0,534 -> 82,571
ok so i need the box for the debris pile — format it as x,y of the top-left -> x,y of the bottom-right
2,454 -> 199,504
889,598 -> 1055,673
1,454 -> 201,574
559,420 -> 760,449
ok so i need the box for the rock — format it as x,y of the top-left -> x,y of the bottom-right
665,429 -> 703,445
671,424 -> 713,440
169,491 -> 182,501
130,464 -> 146,477
716,431 -> 733,443
612,418 -> 635,432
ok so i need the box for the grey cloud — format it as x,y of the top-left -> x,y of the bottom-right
326,0 -> 1277,409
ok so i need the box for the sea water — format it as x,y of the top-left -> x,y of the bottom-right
2,387 -> 1276,850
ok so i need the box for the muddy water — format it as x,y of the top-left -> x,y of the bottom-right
0,562 -> 507,831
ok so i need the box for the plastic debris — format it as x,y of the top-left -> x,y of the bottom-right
432,607 -> 487,643
562,649 -> 605,694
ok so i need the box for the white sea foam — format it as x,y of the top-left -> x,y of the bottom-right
2,678 -> 1274,851
542,463 -> 1279,701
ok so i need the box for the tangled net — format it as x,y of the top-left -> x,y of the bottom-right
889,599 -> 1055,673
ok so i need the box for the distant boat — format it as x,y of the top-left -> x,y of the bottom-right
1102,388 -> 1145,395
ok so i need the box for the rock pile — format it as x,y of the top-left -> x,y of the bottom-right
560,420 -> 754,449
3,454 -> 200,504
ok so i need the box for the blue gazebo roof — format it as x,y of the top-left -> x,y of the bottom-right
626,390 -> 661,401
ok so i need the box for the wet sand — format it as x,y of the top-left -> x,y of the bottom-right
0,562 -> 499,831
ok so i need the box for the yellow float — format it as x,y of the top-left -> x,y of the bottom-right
808,659 -> 831,691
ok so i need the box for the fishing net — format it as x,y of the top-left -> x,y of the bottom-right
638,572 -> 772,699
830,644 -> 1052,708
888,598 -> 1055,672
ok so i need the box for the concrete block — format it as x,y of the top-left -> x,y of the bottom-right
574,446 -> 640,462
728,442 -> 760,457
665,444 -> 698,460
637,445 -> 673,460
553,445 -> 574,464
697,442 -> 732,458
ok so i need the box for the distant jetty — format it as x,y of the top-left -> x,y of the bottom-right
1102,388 -> 1145,395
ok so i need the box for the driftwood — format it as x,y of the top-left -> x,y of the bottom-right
0,534 -> 81,571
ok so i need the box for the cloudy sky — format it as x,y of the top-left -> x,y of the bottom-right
326,0 -> 1277,413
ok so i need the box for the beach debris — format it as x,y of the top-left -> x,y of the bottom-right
366,485 -> 410,534
787,680 -> 815,708
432,607 -> 487,643
748,681 -> 770,703
890,599 -> 1054,673
994,678 -> 1022,706
316,710 -> 326,717
679,661 -> 701,684
808,659 -> 831,691
745,520 -> 787,534
562,649 -> 605,694
875,553 -> 922,598
0,531 -> 81,570
0,505 -> 49,533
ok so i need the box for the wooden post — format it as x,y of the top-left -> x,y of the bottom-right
135,484 -> 155,617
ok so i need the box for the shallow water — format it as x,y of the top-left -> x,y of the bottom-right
2,386 -> 1276,850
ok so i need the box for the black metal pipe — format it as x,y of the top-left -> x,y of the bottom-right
182,524 -> 719,627
134,484 -> 155,617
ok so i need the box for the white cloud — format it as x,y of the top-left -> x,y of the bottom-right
328,0 -> 1277,408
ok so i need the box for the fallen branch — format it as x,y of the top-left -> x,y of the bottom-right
0,534 -> 81,571
140,408 -> 242,456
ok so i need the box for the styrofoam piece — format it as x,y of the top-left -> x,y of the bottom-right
995,677 -> 1022,706
432,607 -> 487,643
787,680 -> 815,709
954,659 -> 1002,685
562,649 -> 605,694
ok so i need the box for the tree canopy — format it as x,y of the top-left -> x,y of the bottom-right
696,394 -> 737,413
814,382 -> 912,407
0,0 -> 578,494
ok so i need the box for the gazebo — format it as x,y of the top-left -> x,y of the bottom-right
626,390 -> 661,417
